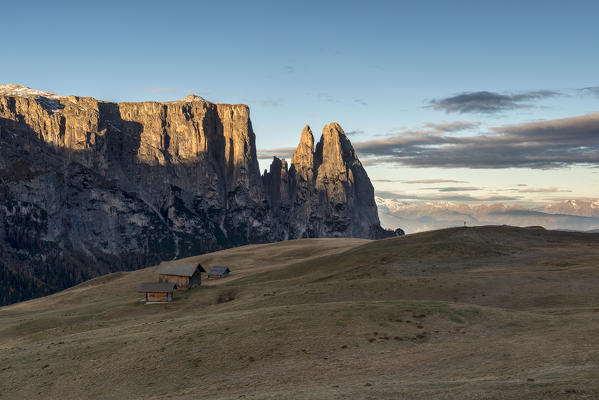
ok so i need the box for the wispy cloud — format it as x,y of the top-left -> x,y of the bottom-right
382,121 -> 480,138
345,129 -> 365,136
422,121 -> 480,132
376,190 -> 521,202
517,187 -> 572,193
579,86 -> 599,98
403,179 -> 468,184
353,112 -> 599,169
353,99 -> 368,106
422,186 -> 482,192
429,90 -> 559,114
257,146 -> 295,160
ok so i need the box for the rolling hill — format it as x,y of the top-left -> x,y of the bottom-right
1,226 -> 599,399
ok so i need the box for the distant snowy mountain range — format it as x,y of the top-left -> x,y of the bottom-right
376,197 -> 599,233
540,199 -> 599,217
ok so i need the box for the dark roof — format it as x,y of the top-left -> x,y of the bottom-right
208,266 -> 230,275
156,262 -> 206,277
138,282 -> 176,293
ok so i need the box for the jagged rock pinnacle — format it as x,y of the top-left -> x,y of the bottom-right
291,125 -> 315,167
325,122 -> 345,135
264,122 -> 384,239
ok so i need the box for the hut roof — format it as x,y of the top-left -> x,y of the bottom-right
208,266 -> 230,275
156,262 -> 206,277
138,282 -> 176,293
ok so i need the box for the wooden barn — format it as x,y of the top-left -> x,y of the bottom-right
138,282 -> 175,303
207,266 -> 231,279
156,262 -> 206,290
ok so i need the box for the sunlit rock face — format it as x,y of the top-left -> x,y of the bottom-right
264,123 -> 387,239
0,85 -> 392,305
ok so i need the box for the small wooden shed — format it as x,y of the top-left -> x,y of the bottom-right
207,266 -> 231,279
138,282 -> 175,303
156,262 -> 206,290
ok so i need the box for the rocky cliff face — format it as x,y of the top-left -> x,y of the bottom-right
0,84 -> 392,305
263,123 -> 384,239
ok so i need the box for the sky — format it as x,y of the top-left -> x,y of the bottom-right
2,0 -> 598,206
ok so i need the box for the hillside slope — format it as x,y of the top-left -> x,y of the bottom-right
1,226 -> 599,399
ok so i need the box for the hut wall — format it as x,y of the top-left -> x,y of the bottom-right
159,274 -> 190,289
147,292 -> 169,302
189,271 -> 202,287
208,272 -> 228,279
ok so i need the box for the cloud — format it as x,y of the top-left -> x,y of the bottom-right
422,121 -> 480,132
353,99 -> 368,106
387,127 -> 406,134
402,179 -> 468,184
345,129 -> 365,136
360,158 -> 378,167
424,186 -> 482,192
257,146 -> 295,160
353,112 -> 599,169
579,86 -> 599,98
517,187 -> 572,193
375,190 -> 521,202
380,122 -> 479,138
429,90 -> 559,114
376,190 -> 406,199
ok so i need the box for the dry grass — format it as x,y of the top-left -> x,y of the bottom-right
1,227 -> 598,399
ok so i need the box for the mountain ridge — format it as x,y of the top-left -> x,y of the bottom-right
376,196 -> 599,233
0,85 -> 392,305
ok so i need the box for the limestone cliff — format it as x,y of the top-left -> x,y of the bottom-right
0,84 -> 393,305
264,122 -> 385,239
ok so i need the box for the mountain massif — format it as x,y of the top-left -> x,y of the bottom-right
0,84 -> 392,305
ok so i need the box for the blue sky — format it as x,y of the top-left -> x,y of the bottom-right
2,0 -> 598,205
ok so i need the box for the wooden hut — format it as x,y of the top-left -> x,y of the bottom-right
207,266 -> 231,279
156,262 -> 206,290
138,282 -> 175,303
